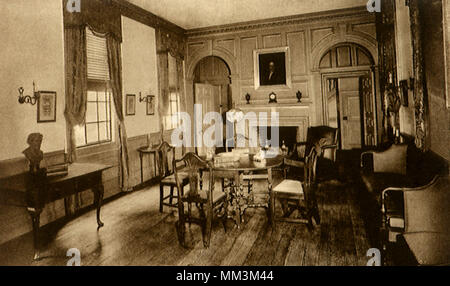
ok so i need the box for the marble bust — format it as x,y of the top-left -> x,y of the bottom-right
23,133 -> 44,173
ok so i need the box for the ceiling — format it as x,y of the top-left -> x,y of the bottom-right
126,0 -> 368,30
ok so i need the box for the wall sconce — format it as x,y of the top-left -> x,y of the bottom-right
245,93 -> 251,104
138,92 -> 153,103
296,90 -> 302,103
18,82 -> 39,105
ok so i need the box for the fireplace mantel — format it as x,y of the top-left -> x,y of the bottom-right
239,104 -> 310,141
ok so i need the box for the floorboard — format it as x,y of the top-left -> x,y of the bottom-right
0,174 -> 371,266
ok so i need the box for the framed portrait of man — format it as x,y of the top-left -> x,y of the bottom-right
254,47 -> 291,90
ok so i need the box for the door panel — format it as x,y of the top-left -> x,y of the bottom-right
194,83 -> 220,155
339,77 -> 361,149
326,79 -> 339,129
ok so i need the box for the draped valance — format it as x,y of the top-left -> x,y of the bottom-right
63,0 -> 122,42
156,28 -> 186,60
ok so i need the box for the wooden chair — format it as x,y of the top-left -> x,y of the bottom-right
292,126 -> 338,162
271,148 -> 320,229
174,153 -> 228,248
382,175 -> 450,265
291,126 -> 338,181
157,141 -> 189,213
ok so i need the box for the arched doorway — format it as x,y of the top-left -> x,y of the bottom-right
319,43 -> 377,149
192,56 -> 231,154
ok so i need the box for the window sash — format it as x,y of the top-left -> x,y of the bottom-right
76,88 -> 113,147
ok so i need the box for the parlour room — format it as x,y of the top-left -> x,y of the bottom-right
0,0 -> 448,266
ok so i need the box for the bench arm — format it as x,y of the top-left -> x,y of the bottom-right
360,151 -> 375,168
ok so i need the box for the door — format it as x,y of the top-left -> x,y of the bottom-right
194,83 -> 220,155
339,76 -> 362,149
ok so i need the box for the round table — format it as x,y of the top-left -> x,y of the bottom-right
211,154 -> 284,227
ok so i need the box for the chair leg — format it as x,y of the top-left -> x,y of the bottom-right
169,186 -> 174,206
270,193 -> 276,229
203,203 -> 212,248
159,184 -> 164,213
312,207 -> 321,225
222,199 -> 228,233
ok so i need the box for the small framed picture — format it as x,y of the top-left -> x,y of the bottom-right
37,91 -> 57,123
146,95 -> 155,115
126,94 -> 136,116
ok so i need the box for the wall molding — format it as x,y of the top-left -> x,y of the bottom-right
111,0 -> 185,36
186,6 -> 374,37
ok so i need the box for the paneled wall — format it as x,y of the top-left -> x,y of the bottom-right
185,7 -> 377,137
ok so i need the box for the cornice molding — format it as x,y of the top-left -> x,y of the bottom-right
186,6 -> 374,38
111,0 -> 185,36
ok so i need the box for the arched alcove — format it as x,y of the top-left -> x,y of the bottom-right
318,42 -> 378,149
311,34 -> 378,71
319,43 -> 374,69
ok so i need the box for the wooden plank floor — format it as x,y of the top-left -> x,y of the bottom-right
0,177 -> 371,266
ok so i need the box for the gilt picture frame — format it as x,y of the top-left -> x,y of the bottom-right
254,47 -> 291,90
37,91 -> 57,123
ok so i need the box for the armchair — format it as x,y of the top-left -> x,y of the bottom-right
360,142 -> 448,256
382,175 -> 450,265
289,126 -> 338,181
291,126 -> 338,162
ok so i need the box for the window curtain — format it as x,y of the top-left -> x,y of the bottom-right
176,58 -> 187,155
409,0 -> 428,151
156,28 -> 186,141
157,51 -> 169,140
107,35 -> 131,192
63,26 -> 87,163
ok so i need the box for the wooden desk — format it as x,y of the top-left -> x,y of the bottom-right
137,146 -> 159,184
0,163 -> 112,260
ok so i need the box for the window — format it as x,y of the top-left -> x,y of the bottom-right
164,90 -> 181,130
75,83 -> 113,147
164,54 -> 182,130
75,27 -> 114,147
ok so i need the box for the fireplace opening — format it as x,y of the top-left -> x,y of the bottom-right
257,126 -> 298,151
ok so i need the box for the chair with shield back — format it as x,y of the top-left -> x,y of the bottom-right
173,152 -> 228,248
157,141 -> 189,213
271,147 -> 320,229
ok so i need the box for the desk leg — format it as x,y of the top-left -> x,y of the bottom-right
93,183 -> 105,229
28,207 -> 42,261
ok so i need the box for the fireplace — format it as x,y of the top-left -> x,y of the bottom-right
257,126 -> 299,150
